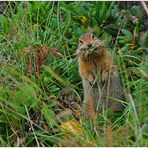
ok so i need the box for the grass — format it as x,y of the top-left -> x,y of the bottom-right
0,1 -> 148,146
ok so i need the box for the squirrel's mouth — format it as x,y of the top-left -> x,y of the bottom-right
76,47 -> 98,57
85,46 -> 99,56
76,45 -> 102,57
85,47 -> 95,55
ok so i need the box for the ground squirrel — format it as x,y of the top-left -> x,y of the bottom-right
76,33 -> 125,119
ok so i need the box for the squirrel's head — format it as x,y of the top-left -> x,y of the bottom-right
76,33 -> 107,58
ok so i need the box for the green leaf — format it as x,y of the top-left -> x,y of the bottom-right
0,115 -> 8,123
119,46 -> 129,53
139,31 -> 148,46
49,85 -> 60,93
42,103 -> 58,127
133,26 -> 139,38
15,84 -> 38,108
101,31 -> 112,44
105,1 -> 115,20
122,29 -> 132,36
119,36 -> 133,43
141,124 -> 148,134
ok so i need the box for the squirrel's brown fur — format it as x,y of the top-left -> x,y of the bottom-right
76,33 -> 125,119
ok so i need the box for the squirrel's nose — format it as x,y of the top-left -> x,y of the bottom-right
87,43 -> 92,48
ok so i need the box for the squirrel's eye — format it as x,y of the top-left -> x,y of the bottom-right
92,34 -> 95,39
79,40 -> 84,44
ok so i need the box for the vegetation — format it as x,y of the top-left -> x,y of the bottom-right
0,1 -> 147,146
